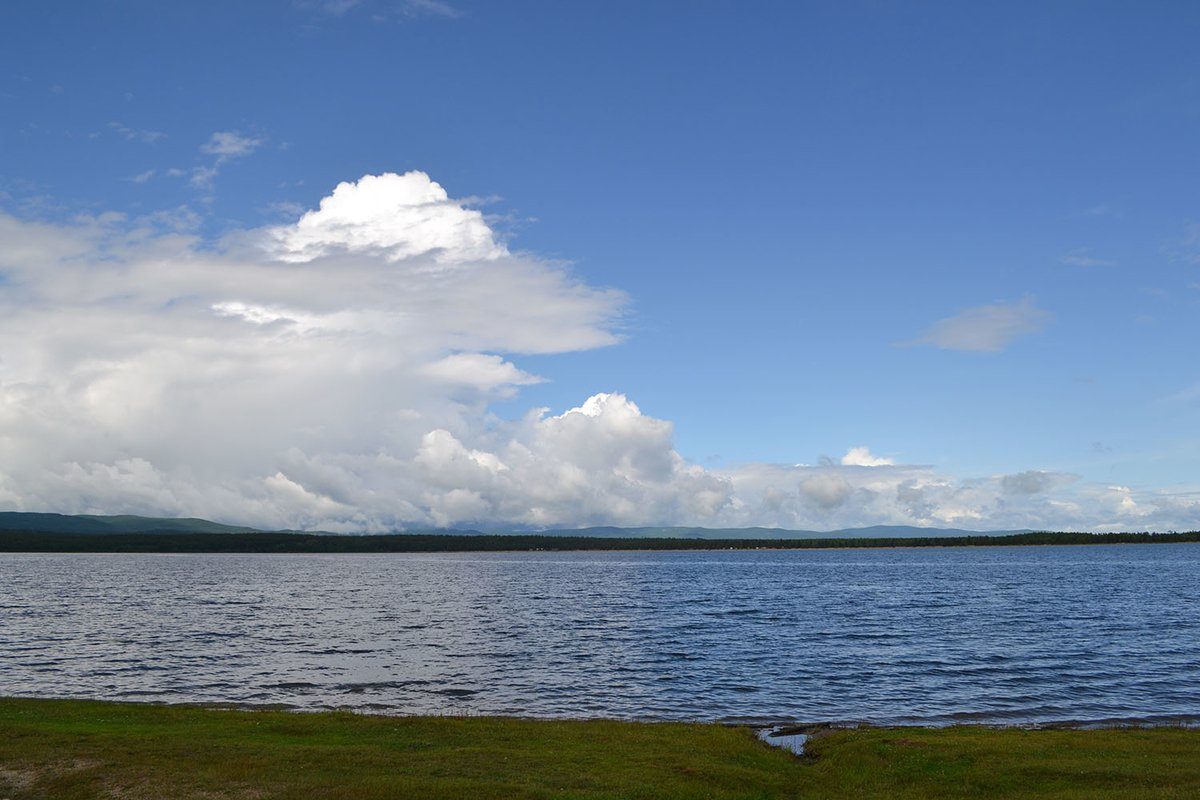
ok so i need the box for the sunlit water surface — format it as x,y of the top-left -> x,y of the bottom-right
2,544 -> 1198,725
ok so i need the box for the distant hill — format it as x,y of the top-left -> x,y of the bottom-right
0,513 -> 261,535
0,512 -> 1028,539
831,524 -> 1034,539
534,524 -> 1032,539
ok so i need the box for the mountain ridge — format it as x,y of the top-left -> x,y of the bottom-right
0,512 -> 1030,539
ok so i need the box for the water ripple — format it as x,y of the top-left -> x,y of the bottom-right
1,545 -> 1199,724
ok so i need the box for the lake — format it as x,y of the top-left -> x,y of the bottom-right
2,544 -> 1198,726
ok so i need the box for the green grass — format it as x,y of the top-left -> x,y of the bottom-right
1,698 -> 1198,799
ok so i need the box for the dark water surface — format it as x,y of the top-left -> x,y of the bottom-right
2,544 -> 1198,725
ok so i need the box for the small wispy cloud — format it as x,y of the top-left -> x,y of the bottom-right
401,0 -> 462,18
263,200 -> 308,219
459,194 -> 505,207
1162,222 -> 1200,264
1075,203 -> 1121,219
189,166 -> 219,190
200,131 -> 264,163
1059,247 -> 1115,268
298,0 -> 460,19
294,0 -> 362,15
125,169 -> 156,184
162,130 -> 267,193
319,0 -> 362,14
904,296 -> 1053,353
1159,380 -> 1200,408
108,121 -> 166,144
139,205 -> 203,233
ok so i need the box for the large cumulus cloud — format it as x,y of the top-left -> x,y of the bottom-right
0,172 -> 1196,532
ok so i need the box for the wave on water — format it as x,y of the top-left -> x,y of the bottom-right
2,545 -> 1199,726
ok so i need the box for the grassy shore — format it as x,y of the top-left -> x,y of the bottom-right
2,699 -> 1199,799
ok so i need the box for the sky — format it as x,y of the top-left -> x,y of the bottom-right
0,1 -> 1198,532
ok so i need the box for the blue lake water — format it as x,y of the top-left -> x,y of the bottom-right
2,544 -> 1199,726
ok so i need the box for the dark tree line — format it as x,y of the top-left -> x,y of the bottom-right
0,528 -> 1197,553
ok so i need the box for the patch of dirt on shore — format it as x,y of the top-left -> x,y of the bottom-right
3,759 -> 264,800
0,758 -> 99,798
0,765 -> 38,794
103,780 -> 265,800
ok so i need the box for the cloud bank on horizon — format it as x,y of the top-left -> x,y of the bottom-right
0,171 -> 1193,532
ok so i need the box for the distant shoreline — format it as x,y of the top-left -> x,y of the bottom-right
1,528 -> 1197,553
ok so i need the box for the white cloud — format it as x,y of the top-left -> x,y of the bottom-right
419,353 -> 542,392
907,297 -> 1052,353
0,173 -> 1196,533
262,172 -> 504,264
0,172 -> 627,530
841,446 -> 893,467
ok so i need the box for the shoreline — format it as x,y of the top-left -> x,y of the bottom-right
2,528 -> 1198,554
8,692 -> 1200,732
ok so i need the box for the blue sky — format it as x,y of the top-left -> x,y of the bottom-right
1,1 -> 1197,531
